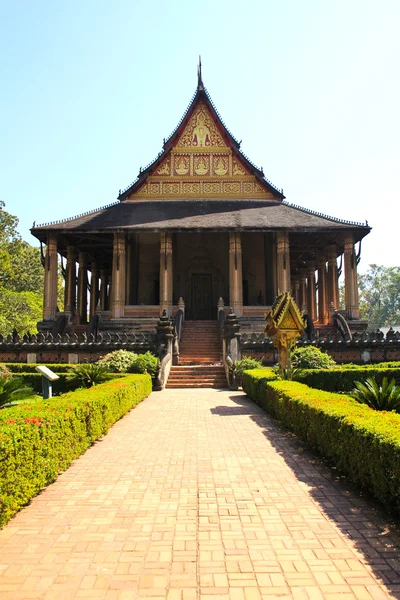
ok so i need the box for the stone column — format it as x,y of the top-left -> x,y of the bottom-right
43,234 -> 58,321
111,232 -> 126,318
90,260 -> 99,317
229,232 -> 243,316
64,245 -> 76,314
276,232 -> 291,293
317,258 -> 328,324
160,232 -> 173,316
307,263 -> 317,321
291,276 -> 300,306
327,245 -> 339,312
298,272 -> 307,313
100,269 -> 108,311
77,251 -> 88,324
344,234 -> 360,319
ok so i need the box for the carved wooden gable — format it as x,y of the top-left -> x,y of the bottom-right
128,101 -> 275,200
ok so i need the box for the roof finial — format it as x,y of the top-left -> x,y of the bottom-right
197,55 -> 204,90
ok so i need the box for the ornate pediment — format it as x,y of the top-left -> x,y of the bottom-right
125,94 -> 280,201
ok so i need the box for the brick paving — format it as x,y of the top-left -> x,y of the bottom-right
0,389 -> 399,599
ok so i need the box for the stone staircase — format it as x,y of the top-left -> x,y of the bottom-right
166,320 -> 227,389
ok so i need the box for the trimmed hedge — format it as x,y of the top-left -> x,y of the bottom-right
296,367 -> 400,392
242,369 -> 400,513
6,363 -> 73,374
10,372 -> 126,396
0,374 -> 151,527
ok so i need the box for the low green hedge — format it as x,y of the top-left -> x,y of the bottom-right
243,370 -> 400,513
15,372 -> 125,395
6,363 -> 73,374
0,374 -> 151,527
296,367 -> 400,392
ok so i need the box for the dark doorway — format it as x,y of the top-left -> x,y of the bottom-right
192,274 -> 212,320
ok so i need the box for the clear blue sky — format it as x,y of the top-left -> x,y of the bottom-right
1,0 -> 399,272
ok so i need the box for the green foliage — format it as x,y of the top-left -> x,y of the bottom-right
0,374 -> 152,527
352,377 -> 400,412
235,358 -> 263,378
295,366 -> 400,392
5,363 -> 74,374
291,346 -> 336,369
98,350 -> 158,378
242,371 -> 400,514
0,375 -> 33,407
0,202 -> 45,336
240,368 -> 279,401
358,265 -> 400,330
128,351 -> 158,378
99,350 -> 138,373
66,363 -> 111,388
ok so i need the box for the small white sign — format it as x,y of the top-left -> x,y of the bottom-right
36,366 -> 60,381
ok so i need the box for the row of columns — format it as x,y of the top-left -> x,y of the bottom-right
291,240 -> 359,323
43,231 -> 361,323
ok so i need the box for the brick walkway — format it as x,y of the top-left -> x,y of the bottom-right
0,390 -> 399,599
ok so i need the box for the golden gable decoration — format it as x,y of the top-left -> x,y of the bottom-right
128,95 -> 276,200
177,103 -> 226,148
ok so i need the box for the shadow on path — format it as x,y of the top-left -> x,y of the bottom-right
211,393 -> 400,598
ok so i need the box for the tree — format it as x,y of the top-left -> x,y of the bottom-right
358,265 -> 400,330
0,202 -> 45,336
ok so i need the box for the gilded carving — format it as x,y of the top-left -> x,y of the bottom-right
194,155 -> 210,175
155,159 -> 170,176
177,103 -> 226,148
183,182 -> 201,195
174,155 -> 190,175
163,182 -> 180,195
232,157 -> 247,176
223,182 -> 241,194
150,183 -> 160,194
130,101 -> 275,200
213,155 -> 228,176
203,182 -> 221,194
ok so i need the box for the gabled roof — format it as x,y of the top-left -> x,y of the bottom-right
118,74 -> 284,201
31,199 -> 370,239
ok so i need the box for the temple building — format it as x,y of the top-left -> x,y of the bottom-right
31,68 -> 370,338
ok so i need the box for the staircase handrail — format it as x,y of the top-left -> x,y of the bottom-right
154,352 -> 172,391
175,308 -> 185,342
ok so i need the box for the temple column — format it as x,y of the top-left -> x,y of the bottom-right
291,276 -> 300,306
111,232 -> 126,318
317,258 -> 328,324
43,234 -> 58,321
229,232 -> 243,316
327,245 -> 339,312
160,232 -> 173,316
77,251 -> 88,323
100,269 -> 108,311
90,260 -> 99,317
344,234 -> 360,319
276,232 -> 291,293
307,263 -> 317,321
298,272 -> 307,313
64,245 -> 76,314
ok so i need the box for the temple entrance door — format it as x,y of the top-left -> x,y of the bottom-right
192,274 -> 212,320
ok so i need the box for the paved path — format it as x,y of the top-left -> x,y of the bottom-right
0,389 -> 399,599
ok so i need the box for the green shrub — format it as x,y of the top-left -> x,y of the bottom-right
0,374 -> 151,527
98,350 -> 138,373
128,351 -> 158,379
352,377 -> 400,412
0,375 -> 33,407
66,363 -> 111,388
296,367 -> 400,392
291,346 -> 336,369
234,358 -> 263,385
242,372 -> 400,514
